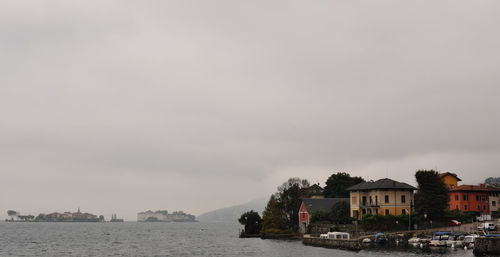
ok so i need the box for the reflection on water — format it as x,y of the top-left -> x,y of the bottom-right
0,222 -> 474,257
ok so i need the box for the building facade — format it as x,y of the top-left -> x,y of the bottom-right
298,198 -> 349,233
449,185 -> 490,213
438,172 -> 461,189
488,187 -> 499,214
347,178 -> 416,219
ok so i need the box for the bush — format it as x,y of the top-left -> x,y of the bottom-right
361,214 -> 412,231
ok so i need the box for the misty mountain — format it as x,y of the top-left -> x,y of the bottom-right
197,197 -> 268,223
485,177 -> 500,187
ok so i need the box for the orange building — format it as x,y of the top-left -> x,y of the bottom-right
438,172 -> 461,189
449,184 -> 490,213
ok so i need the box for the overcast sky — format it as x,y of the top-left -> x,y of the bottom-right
1,1 -> 499,221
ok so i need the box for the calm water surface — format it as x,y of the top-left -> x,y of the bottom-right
0,222 -> 475,257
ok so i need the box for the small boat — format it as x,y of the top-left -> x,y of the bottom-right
445,234 -> 465,248
325,232 -> 350,240
463,234 -> 479,249
374,232 -> 387,245
429,232 -> 452,247
362,238 -> 371,243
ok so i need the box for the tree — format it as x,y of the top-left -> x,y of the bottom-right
238,210 -> 262,235
323,172 -> 365,198
330,201 -> 351,224
276,178 -> 311,231
414,170 -> 449,221
261,195 -> 288,232
7,210 -> 18,216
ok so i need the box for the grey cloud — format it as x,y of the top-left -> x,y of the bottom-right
1,0 -> 499,218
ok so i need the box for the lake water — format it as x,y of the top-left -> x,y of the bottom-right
0,222 -> 475,257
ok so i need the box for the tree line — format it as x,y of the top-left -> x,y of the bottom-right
239,170 -> 481,236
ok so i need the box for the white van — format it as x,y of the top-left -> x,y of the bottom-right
478,222 -> 496,231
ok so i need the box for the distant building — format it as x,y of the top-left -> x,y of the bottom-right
347,178 -> 416,219
298,198 -> 349,233
488,187 -> 500,214
449,184 -> 490,213
137,210 -> 196,222
305,184 -> 324,198
438,172 -> 462,189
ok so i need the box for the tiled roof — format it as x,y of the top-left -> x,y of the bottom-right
450,184 -> 490,192
301,198 -> 349,213
438,172 -> 462,181
346,178 -> 416,191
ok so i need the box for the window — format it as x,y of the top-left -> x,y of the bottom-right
402,209 -> 407,215
401,195 -> 406,203
385,195 -> 389,203
493,201 -> 497,207
484,205 -> 487,210
375,196 -> 378,205
385,209 -> 390,215
455,195 -> 459,201
464,205 -> 468,210
375,209 -> 379,215
478,205 -> 481,210
456,205 -> 459,210
476,195 -> 480,201
353,210 -> 359,218
369,196 -> 373,204
368,209 -> 372,214
362,209 -> 366,215
463,195 -> 468,201
362,196 -> 367,205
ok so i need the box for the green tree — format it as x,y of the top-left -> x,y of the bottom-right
276,177 -> 310,231
261,195 -> 288,232
414,170 -> 449,221
238,210 -> 262,235
330,201 -> 351,224
323,172 -> 365,198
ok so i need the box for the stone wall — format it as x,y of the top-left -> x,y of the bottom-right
473,237 -> 500,256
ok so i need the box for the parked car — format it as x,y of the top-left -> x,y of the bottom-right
478,222 -> 496,231
449,220 -> 462,226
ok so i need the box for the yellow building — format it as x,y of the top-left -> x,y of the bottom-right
438,172 -> 461,189
347,178 -> 416,219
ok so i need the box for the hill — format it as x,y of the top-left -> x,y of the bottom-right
197,197 -> 267,223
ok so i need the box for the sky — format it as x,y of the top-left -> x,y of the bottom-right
1,1 -> 499,221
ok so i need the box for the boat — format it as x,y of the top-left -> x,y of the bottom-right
374,232 -> 387,245
319,232 -> 350,240
463,234 -> 480,249
445,234 -> 465,248
429,232 -> 452,247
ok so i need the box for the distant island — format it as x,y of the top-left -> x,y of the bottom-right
137,210 -> 196,222
6,209 -> 105,222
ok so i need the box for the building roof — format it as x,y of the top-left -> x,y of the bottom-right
450,184 -> 490,192
306,184 -> 324,195
346,178 -> 416,191
438,172 -> 462,182
301,198 -> 349,213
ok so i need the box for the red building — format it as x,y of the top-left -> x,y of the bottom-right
298,198 -> 349,233
449,184 -> 490,213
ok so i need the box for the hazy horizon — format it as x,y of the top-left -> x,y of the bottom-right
1,1 -> 500,221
